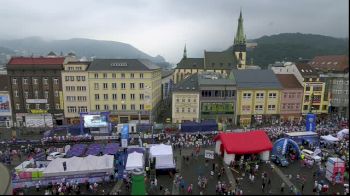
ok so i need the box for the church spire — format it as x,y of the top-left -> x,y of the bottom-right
234,9 -> 246,45
183,44 -> 187,59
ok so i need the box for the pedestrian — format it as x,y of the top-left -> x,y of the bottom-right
280,182 -> 285,192
301,183 -> 305,192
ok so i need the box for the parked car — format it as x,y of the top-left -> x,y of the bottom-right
271,154 -> 289,167
301,149 -> 321,162
47,152 -> 65,161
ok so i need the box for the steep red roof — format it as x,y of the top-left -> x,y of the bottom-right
276,74 -> 303,89
8,57 -> 65,65
309,55 -> 349,72
214,130 -> 273,155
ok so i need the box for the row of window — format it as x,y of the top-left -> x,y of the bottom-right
332,90 -> 349,95
67,106 -> 88,113
242,105 -> 276,111
332,80 -> 349,85
176,98 -> 197,103
65,76 -> 86,81
303,105 -> 328,111
67,66 -> 83,71
283,92 -> 302,99
305,85 -> 323,92
15,103 -> 60,110
14,91 -> 59,98
12,78 -> 59,85
93,82 -> 145,90
281,103 -> 301,110
94,93 -> 145,101
175,107 -> 197,113
242,92 -> 277,99
94,73 -> 144,79
65,86 -> 87,91
332,98 -> 349,103
66,96 -> 87,102
201,90 -> 235,98
94,104 -> 144,111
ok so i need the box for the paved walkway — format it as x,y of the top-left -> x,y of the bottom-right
271,162 -> 299,194
109,180 -> 123,195
0,163 -> 11,195
223,161 -> 237,191
171,153 -> 182,195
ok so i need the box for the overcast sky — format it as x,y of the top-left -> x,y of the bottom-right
0,0 -> 348,63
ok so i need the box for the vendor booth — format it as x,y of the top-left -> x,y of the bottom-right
214,130 -> 273,164
125,152 -> 144,171
149,144 -> 175,169
43,155 -> 114,177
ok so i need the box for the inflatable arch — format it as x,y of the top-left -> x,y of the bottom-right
272,138 -> 301,159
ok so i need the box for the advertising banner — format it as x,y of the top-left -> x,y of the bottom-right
83,114 -> 108,128
306,113 -> 316,132
0,95 -> 10,112
121,124 -> 129,139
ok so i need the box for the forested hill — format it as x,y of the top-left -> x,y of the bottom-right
227,33 -> 349,68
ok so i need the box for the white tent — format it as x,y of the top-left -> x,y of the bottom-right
125,152 -> 144,171
149,144 -> 175,169
321,135 -> 340,143
337,129 -> 349,139
43,155 -> 114,177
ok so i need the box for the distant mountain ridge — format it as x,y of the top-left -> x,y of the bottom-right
0,37 -> 171,68
227,33 -> 349,68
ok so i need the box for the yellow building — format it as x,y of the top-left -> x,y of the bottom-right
61,61 -> 91,124
87,59 -> 161,123
295,63 -> 329,115
234,70 -> 282,127
171,74 -> 200,123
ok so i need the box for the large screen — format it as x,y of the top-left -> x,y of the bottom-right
83,114 -> 108,128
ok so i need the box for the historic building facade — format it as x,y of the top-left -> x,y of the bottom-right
7,57 -> 65,126
87,59 -> 162,123
309,55 -> 349,118
61,61 -> 91,124
234,69 -> 282,127
276,74 -> 304,122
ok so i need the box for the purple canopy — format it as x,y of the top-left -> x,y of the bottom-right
66,144 -> 87,157
85,144 -> 104,156
103,143 -> 119,155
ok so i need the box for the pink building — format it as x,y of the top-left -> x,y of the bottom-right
276,74 -> 304,122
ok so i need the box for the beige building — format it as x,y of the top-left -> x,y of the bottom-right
62,61 -> 91,124
87,59 -> 161,123
172,74 -> 200,123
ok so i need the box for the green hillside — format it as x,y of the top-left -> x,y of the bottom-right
228,33 -> 349,68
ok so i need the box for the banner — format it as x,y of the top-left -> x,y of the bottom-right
204,150 -> 214,159
306,113 -> 316,132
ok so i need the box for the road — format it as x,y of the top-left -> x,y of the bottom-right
0,163 -> 11,195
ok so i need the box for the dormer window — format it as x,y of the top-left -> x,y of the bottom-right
111,62 -> 127,67
301,69 -> 304,72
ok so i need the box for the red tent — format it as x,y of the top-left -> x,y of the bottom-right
214,130 -> 273,155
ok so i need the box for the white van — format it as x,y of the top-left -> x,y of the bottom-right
301,149 -> 321,162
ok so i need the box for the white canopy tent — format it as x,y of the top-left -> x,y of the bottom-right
43,155 -> 114,177
125,151 -> 144,171
321,135 -> 340,143
149,144 -> 175,169
337,129 -> 349,139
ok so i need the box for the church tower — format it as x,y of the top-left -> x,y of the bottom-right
183,44 -> 187,59
234,9 -> 247,69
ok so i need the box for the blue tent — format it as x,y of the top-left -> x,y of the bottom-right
272,138 -> 301,158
